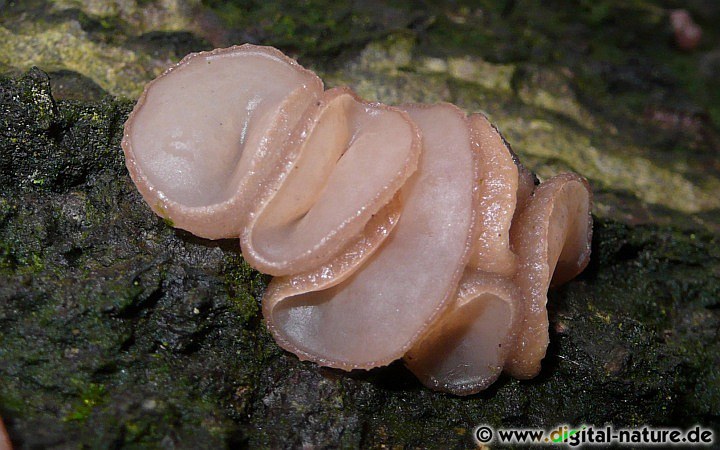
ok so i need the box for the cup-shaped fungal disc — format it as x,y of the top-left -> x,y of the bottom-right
405,272 -> 521,395
241,88 -> 421,276
263,104 -> 479,369
123,44 -> 323,239
467,114 -> 521,277
506,173 -> 593,379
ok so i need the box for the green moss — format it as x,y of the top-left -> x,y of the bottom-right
0,21 -> 156,98
223,253 -> 266,323
65,382 -> 107,422
202,0 -> 415,58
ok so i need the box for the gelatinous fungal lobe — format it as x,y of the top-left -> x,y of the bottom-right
123,44 -> 593,395
404,171 -> 591,395
506,173 -> 593,379
405,271 -> 521,395
670,9 -> 702,51
0,416 -> 10,450
467,113 -> 521,277
241,87 -> 421,276
264,103 -> 478,369
403,115 -> 531,395
123,45 -> 324,239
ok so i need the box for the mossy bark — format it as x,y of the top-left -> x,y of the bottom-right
0,67 -> 718,449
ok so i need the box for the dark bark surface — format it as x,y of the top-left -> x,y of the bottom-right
1,65 -> 718,450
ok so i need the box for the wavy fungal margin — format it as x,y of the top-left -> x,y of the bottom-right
123,44 -> 593,395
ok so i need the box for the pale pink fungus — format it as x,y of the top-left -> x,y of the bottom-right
0,416 -> 10,450
123,45 -> 593,395
123,45 -> 324,239
506,173 -> 593,379
264,103 -> 478,369
670,9 -> 702,51
241,87 -> 420,275
405,272 -> 522,394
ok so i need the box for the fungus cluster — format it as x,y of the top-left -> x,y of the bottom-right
122,45 -> 592,395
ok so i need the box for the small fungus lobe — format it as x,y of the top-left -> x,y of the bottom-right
0,416 -> 10,450
670,9 -> 702,51
123,44 -> 593,395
